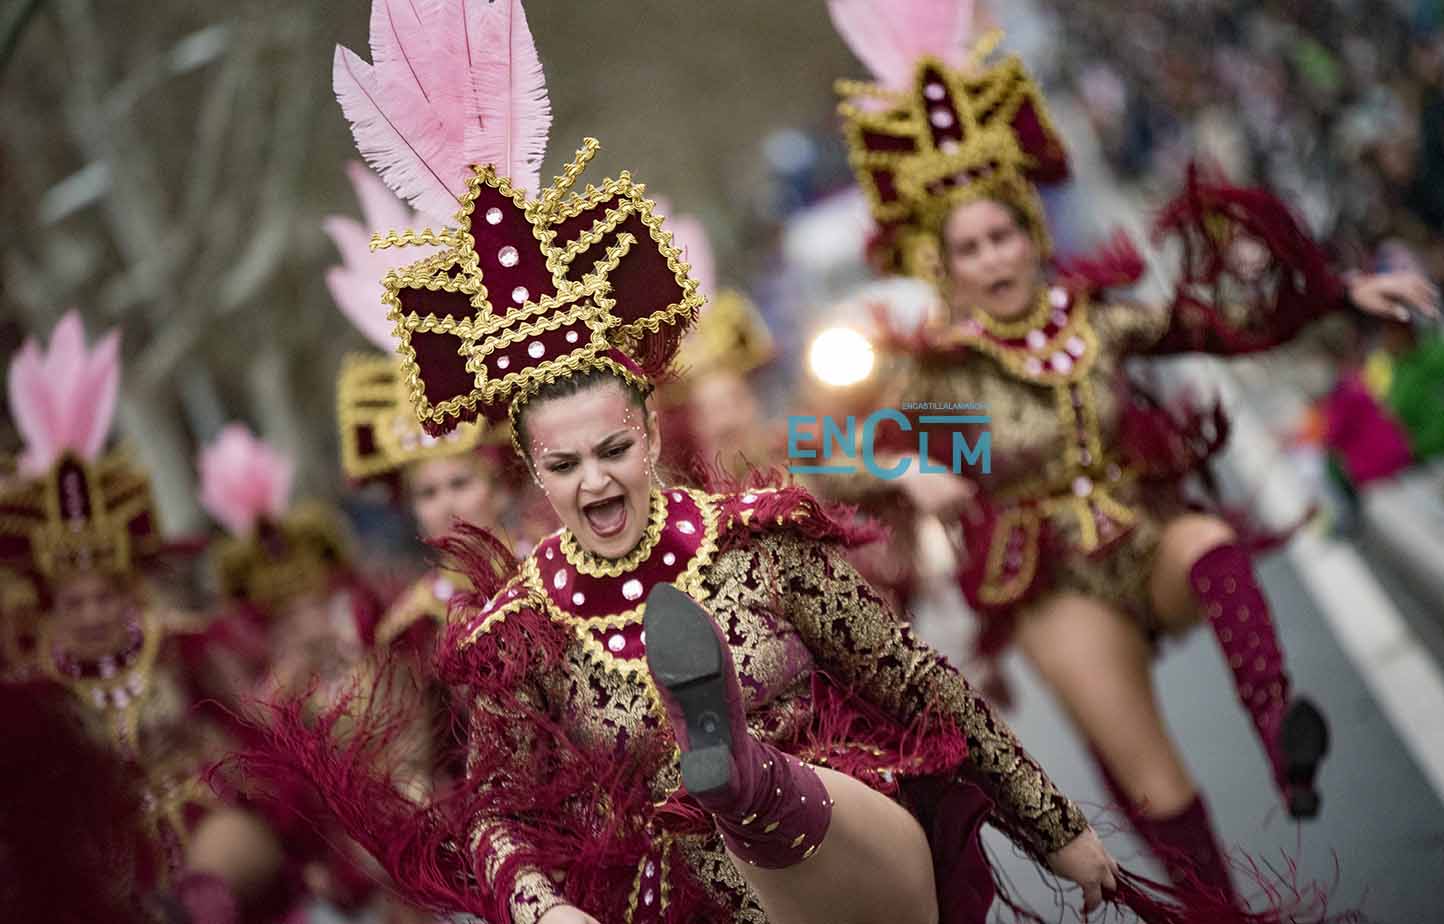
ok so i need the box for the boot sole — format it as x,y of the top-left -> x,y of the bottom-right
1279,697 -> 1329,819
644,583 -> 734,797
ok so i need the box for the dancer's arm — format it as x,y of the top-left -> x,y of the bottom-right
770,532 -> 1089,857
465,681 -> 567,924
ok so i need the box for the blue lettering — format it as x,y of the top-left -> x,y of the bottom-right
786,416 -> 817,459
822,416 -> 858,461
952,431 -> 991,474
862,409 -> 911,480
917,432 -> 948,474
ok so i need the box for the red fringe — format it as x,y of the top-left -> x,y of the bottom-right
1053,230 -> 1147,293
1150,164 -> 1348,357
703,466 -> 889,553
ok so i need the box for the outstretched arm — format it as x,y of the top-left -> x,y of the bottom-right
766,532 -> 1089,858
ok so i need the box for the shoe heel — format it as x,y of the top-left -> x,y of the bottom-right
645,583 -> 735,796
1280,698 -> 1329,819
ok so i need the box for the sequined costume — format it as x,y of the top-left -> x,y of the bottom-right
445,485 -> 1086,923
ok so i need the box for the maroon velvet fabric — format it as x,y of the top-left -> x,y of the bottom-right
464,183 -> 559,304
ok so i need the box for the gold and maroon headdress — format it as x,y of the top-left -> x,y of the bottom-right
333,0 -> 702,450
830,0 -> 1069,278
197,425 -> 352,609
0,313 -> 161,592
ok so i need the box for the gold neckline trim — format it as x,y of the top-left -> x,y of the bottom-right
558,488 -> 669,578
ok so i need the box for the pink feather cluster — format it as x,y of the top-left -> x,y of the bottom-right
324,163 -> 442,350
198,425 -> 295,538
335,0 -> 553,220
660,206 -> 716,300
5,311 -> 121,477
828,0 -> 977,90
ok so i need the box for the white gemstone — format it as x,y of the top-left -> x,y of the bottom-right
565,330 -> 579,343
677,520 -> 695,535
608,633 -> 626,653
940,139 -> 961,154
482,598 -> 495,613
741,493 -> 757,504
671,492 -> 683,502
1052,310 -> 1069,327
645,861 -> 656,877
553,570 -> 567,590
643,888 -> 655,907
662,552 -> 676,566
511,286 -> 529,304
1026,330 -> 1047,351
1066,336 -> 1086,357
99,658 -> 117,679
485,207 -> 503,225
113,689 -> 130,707
433,577 -> 455,601
1024,357 -> 1043,375
1051,352 -> 1073,373
623,578 -> 644,601
528,340 -> 545,358
498,245 -> 519,267
572,592 -> 586,606
1072,476 -> 1093,497
496,356 -> 510,370
929,107 -> 954,129
546,548 -> 554,560
640,630 -> 647,645
1049,286 -> 1068,308
923,83 -> 946,101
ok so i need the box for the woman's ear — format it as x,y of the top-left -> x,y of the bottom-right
646,402 -> 663,467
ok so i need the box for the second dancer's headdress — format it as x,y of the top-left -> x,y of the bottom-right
830,0 -> 1069,279
332,0 -> 703,450
0,313 -> 160,591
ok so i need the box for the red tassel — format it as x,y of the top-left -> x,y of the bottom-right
1054,230 -> 1147,293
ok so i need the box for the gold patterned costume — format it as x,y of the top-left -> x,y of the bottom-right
447,486 -> 1087,923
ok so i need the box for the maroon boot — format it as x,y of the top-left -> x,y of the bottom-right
1189,543 -> 1330,817
644,583 -> 832,868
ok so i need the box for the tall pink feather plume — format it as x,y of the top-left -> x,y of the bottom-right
464,0 -> 552,196
324,162 -> 442,350
828,0 -> 976,90
198,425 -> 295,538
335,0 -> 552,217
661,208 -> 716,299
6,310 -> 121,477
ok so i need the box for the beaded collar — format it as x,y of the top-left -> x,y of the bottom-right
936,284 -> 1098,385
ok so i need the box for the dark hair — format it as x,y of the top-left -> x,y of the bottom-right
512,367 -> 651,460
940,196 -> 1033,249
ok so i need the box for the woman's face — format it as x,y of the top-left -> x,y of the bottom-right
406,454 -> 502,540
50,571 -> 134,656
523,381 -> 661,560
941,198 -> 1041,323
689,371 -> 759,458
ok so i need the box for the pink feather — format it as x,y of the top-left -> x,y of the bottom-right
197,425 -> 295,538
335,0 -> 552,216
465,0 -> 552,196
828,0 -> 976,90
6,311 -> 122,476
323,163 -> 442,349
666,212 -> 716,300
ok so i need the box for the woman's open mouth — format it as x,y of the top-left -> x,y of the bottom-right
582,495 -> 628,538
987,278 -> 1016,297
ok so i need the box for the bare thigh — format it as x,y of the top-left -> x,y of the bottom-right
1016,592 -> 1197,818
185,807 -> 285,901
736,766 -> 938,924
1149,513 -> 1236,635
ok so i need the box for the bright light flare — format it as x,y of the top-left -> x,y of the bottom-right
807,326 -> 875,388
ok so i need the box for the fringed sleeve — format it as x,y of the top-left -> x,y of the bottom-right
763,531 -> 1089,858
1118,166 -> 1350,357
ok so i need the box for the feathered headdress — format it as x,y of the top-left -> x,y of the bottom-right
197,426 -> 349,608
325,164 -> 501,483
669,213 -> 774,384
830,0 -> 1068,277
0,313 -> 158,585
335,0 -> 702,445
